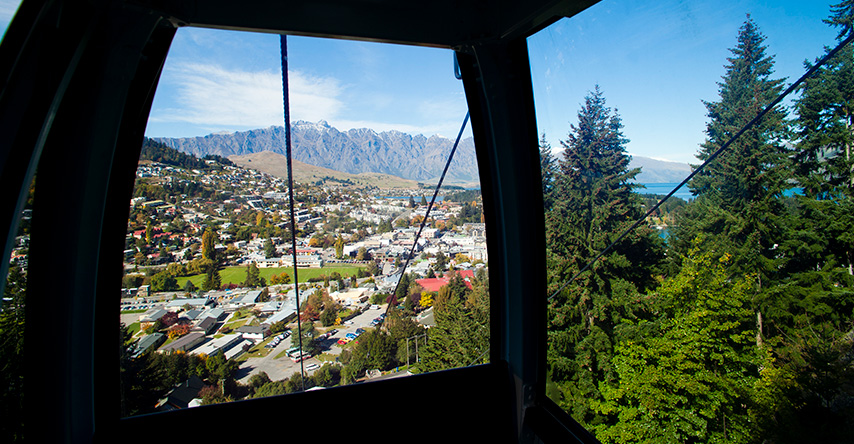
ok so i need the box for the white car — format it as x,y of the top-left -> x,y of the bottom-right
305,363 -> 320,371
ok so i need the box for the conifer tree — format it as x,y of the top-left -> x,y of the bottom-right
545,86 -> 663,428
762,4 -> 854,439
539,133 -> 557,211
675,16 -> 790,285
244,262 -> 261,288
791,2 -> 854,275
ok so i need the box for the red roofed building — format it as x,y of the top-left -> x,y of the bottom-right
416,269 -> 475,292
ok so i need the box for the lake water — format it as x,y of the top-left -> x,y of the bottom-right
637,182 -> 694,201
377,183 -> 695,202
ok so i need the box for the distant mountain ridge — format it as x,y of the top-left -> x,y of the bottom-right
629,155 -> 692,183
156,121 -> 479,186
156,121 -> 691,186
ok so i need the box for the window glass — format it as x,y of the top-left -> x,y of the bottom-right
529,1 -> 853,442
0,0 -> 23,42
120,28 -> 488,415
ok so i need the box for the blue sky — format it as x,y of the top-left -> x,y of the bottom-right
530,0 -> 839,163
0,0 -> 842,163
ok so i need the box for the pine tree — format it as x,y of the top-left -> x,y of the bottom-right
545,86 -> 663,429
761,5 -> 854,439
264,238 -> 276,258
539,133 -> 557,211
244,263 -> 261,288
792,2 -> 854,276
826,0 -> 854,40
675,16 -> 790,284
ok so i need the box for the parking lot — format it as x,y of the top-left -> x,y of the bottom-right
236,303 -> 387,383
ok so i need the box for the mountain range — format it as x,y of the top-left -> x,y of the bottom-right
156,121 -> 692,186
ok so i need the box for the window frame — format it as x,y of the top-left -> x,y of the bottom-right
0,1 -> 601,442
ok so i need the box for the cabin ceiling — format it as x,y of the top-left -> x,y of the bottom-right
137,0 -> 600,48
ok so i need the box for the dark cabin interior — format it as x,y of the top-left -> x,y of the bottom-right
0,0 -> 602,442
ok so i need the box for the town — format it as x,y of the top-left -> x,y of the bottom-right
116,144 -> 489,414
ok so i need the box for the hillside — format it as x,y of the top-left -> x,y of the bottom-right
228,151 -> 420,188
628,155 -> 692,183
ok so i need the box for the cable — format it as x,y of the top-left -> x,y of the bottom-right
547,32 -> 854,302
384,112 -> 469,317
279,34 -> 306,391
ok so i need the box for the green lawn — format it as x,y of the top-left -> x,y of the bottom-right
175,264 -> 366,289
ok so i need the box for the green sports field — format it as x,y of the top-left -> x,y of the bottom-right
175,264 -> 366,289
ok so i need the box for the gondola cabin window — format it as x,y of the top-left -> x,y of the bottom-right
119,28 -> 489,416
529,1 -> 854,442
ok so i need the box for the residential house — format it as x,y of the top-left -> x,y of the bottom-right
236,325 -> 269,342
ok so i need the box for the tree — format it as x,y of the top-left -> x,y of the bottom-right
544,86 -> 663,429
290,322 -> 319,356
597,247 -> 758,443
434,251 -> 448,271
366,260 -> 380,276
247,371 -> 272,396
419,270 -> 488,373
201,262 -> 221,291
377,218 -> 393,234
320,307 -> 337,327
674,16 -> 789,284
264,238 -> 276,258
356,246 -> 368,261
540,133 -> 557,211
334,235 -> 344,259
201,227 -> 218,262
244,262 -> 261,288
344,330 -> 396,375
149,270 -> 178,292
792,4 -> 854,276
269,271 -> 291,285
394,273 -> 411,304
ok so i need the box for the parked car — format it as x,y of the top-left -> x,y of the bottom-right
337,338 -> 349,345
306,363 -> 320,371
345,333 -> 357,340
355,328 -> 365,335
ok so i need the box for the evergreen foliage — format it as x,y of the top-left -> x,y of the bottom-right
544,86 -> 663,427
541,11 -> 854,442
419,269 -> 489,372
674,16 -> 790,285
140,137 -> 233,169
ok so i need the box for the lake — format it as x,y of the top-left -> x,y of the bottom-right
637,182 -> 694,201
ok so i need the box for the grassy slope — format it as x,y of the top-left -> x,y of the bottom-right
229,151 -> 420,189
